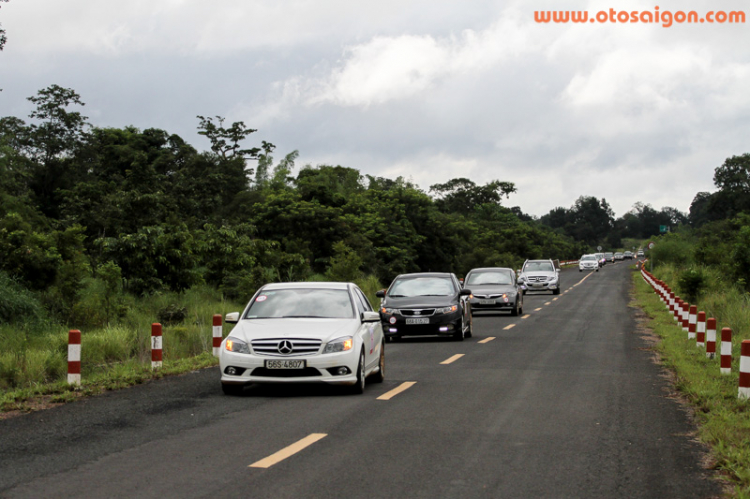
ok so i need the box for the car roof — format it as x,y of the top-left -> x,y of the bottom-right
395,272 -> 454,279
466,267 -> 513,273
260,282 -> 352,290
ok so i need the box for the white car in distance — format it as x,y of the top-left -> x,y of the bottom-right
220,282 -> 385,395
579,254 -> 600,272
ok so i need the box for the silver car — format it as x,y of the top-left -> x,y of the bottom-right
464,267 -> 523,316
517,259 -> 561,295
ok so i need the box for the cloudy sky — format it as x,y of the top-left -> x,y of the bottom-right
1,0 -> 749,218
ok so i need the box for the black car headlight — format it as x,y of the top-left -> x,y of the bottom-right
435,305 -> 458,314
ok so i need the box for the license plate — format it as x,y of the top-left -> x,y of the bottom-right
479,299 -> 496,305
265,359 -> 306,369
405,318 -> 430,324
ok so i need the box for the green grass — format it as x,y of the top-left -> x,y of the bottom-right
633,269 -> 750,496
0,277 -> 387,415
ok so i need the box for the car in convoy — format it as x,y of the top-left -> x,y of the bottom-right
614,252 -> 624,261
219,282 -> 385,395
637,249 -> 644,257
623,251 -> 633,260
463,267 -> 523,316
578,254 -> 600,272
604,252 -> 615,264
376,272 -> 472,342
517,259 -> 561,295
595,252 -> 606,267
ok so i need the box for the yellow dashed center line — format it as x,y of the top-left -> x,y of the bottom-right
522,314 -> 531,319
441,354 -> 465,365
504,324 -> 516,330
534,307 -> 542,312
479,337 -> 496,344
249,433 -> 327,468
544,302 -> 551,306
552,297 -> 559,301
377,381 -> 416,401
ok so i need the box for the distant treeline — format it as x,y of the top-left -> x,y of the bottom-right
1,85 -> 748,325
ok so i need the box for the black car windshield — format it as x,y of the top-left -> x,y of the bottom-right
466,271 -> 512,286
244,289 -> 355,319
524,262 -> 554,272
388,277 -> 455,297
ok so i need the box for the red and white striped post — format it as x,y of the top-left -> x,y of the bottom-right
739,341 -> 750,400
688,305 -> 697,340
68,329 -> 81,386
706,318 -> 717,359
212,314 -> 223,357
681,301 -> 689,332
669,293 -> 676,318
151,323 -> 163,370
721,327 -> 733,375
696,312 -> 706,348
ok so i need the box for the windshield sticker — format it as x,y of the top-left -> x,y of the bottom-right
256,295 -> 268,302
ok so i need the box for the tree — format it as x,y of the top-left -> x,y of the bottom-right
429,178 -> 516,215
567,196 -> 614,247
196,115 -> 265,161
0,0 -> 9,52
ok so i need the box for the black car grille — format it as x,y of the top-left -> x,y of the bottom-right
399,309 -> 436,316
251,367 -> 322,378
473,294 -> 503,299
251,338 -> 322,356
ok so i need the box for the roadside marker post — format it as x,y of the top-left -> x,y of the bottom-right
696,312 -> 706,348
683,302 -> 690,331
68,330 -> 81,386
152,323 -> 163,370
739,341 -> 750,400
688,305 -> 697,340
669,291 -> 677,320
706,318 -> 717,359
721,328 -> 733,375
213,314 -> 223,357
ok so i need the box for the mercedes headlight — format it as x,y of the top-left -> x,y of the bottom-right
225,337 -> 251,354
324,336 -> 354,354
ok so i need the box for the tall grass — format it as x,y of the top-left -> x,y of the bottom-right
0,284 -> 244,396
0,276 -> 386,402
636,264 -> 750,495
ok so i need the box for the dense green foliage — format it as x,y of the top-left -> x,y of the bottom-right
1,85 -> 588,333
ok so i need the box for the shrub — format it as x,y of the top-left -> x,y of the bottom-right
677,267 -> 707,302
157,304 -> 187,325
0,271 -> 46,325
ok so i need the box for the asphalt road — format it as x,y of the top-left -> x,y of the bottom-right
0,261 -> 721,498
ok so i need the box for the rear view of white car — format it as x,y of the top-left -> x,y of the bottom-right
220,282 -> 385,395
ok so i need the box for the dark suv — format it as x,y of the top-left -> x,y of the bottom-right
376,272 -> 473,341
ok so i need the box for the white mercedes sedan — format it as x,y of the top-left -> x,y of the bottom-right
219,282 -> 385,395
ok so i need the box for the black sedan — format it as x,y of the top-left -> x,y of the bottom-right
463,267 -> 523,316
376,272 -> 473,341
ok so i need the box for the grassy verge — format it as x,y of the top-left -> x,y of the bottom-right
632,269 -> 750,496
1,276 -> 385,416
